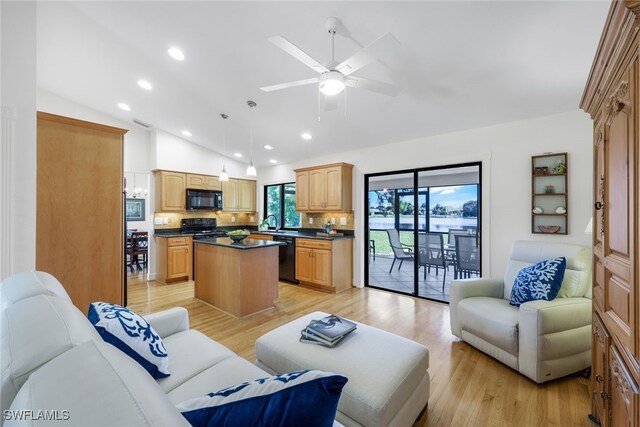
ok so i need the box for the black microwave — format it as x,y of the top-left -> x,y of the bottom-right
186,189 -> 223,210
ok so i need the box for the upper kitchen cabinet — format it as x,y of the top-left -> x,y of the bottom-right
223,178 -> 256,212
155,171 -> 186,211
295,163 -> 353,212
187,173 -> 221,191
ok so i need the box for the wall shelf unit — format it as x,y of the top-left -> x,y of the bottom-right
531,152 -> 568,235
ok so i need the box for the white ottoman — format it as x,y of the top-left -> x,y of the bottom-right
255,312 -> 430,427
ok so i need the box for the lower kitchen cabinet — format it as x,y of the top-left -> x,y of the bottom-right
155,236 -> 192,284
295,238 -> 352,293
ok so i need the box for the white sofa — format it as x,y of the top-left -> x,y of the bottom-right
449,241 -> 592,383
0,271 -> 284,426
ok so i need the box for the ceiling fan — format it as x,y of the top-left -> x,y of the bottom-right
260,17 -> 401,98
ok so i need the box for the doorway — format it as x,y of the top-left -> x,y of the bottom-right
365,163 -> 482,303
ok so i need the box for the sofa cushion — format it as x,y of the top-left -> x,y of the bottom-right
157,329 -> 237,394
8,340 -> 190,427
0,271 -> 70,312
166,356 -> 270,404
176,370 -> 347,427
458,297 -> 519,356
88,302 -> 170,379
1,295 -> 99,414
509,257 -> 566,307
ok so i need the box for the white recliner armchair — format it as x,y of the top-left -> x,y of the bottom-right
449,240 -> 592,383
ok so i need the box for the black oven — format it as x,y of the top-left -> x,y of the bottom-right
186,189 -> 223,210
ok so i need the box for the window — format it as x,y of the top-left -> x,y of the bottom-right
264,182 -> 301,229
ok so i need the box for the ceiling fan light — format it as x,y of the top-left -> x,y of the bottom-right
319,71 -> 345,96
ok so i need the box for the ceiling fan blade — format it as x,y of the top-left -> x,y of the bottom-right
335,32 -> 400,76
346,76 -> 401,97
260,78 -> 318,92
268,36 -> 329,74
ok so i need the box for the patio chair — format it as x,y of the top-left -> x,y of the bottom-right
418,232 -> 448,291
455,234 -> 480,278
386,228 -> 413,273
447,229 -> 467,247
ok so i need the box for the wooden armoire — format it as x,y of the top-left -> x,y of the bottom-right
36,112 -> 127,312
580,2 -> 640,425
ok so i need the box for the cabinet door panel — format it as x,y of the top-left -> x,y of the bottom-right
204,176 -> 221,190
601,66 -> 636,353
238,180 -> 255,212
592,313 -> 609,427
312,249 -> 332,287
222,179 -> 238,211
187,174 -> 206,189
296,171 -> 310,211
295,247 -> 313,282
609,346 -> 639,427
324,166 -> 342,210
309,169 -> 326,210
162,172 -> 186,211
168,245 -> 190,279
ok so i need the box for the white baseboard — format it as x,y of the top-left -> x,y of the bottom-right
146,272 -> 157,281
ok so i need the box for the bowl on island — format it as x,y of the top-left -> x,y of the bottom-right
227,229 -> 250,243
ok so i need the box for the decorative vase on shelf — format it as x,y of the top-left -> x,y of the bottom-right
532,207 -> 543,214
555,206 -> 566,214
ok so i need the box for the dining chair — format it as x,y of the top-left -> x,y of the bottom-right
130,231 -> 148,270
447,229 -> 467,247
418,232 -> 448,291
386,229 -> 413,273
455,234 -> 480,278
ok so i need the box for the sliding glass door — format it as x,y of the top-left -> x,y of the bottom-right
365,163 -> 481,303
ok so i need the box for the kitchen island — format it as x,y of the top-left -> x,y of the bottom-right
194,238 -> 285,318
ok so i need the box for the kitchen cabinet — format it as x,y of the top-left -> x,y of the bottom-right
223,178 -> 256,212
249,234 -> 273,241
581,3 -> 640,426
295,238 -> 352,292
294,163 -> 353,212
187,173 -> 221,190
36,112 -> 126,311
155,236 -> 192,284
156,171 -> 186,211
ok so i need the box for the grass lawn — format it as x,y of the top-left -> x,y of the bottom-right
369,230 -> 414,255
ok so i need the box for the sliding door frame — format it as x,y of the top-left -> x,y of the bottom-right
364,161 -> 483,303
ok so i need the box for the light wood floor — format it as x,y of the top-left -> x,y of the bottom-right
127,272 -> 591,427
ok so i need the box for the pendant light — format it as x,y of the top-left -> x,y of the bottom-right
246,100 -> 257,177
219,113 -> 229,182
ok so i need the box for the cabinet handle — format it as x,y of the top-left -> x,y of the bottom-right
600,391 -> 608,400
594,202 -> 604,210
596,375 -> 604,383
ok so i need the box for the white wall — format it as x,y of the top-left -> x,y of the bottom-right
258,109 -> 593,287
152,129 -> 247,178
1,1 -> 37,279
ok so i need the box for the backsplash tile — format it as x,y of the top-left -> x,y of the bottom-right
154,211 -> 258,229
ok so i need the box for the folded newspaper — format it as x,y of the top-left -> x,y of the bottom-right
299,315 -> 357,348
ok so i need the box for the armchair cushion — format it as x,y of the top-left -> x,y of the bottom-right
509,257 -> 566,307
457,297 -> 519,356
144,307 -> 190,339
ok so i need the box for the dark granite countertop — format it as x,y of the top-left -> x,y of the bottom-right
194,237 -> 286,250
154,233 -> 192,238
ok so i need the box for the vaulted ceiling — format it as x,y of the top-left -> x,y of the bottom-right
37,1 -> 610,167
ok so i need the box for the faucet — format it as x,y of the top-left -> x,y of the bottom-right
264,214 -> 280,232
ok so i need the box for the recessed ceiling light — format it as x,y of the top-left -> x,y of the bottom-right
263,145 -> 274,150
181,130 -> 192,137
233,152 -> 243,158
137,79 -> 152,90
269,159 -> 278,164
168,47 -> 185,61
301,132 -> 312,140
118,103 -> 131,111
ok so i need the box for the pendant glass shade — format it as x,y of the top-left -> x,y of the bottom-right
246,162 -> 257,177
220,165 -> 229,182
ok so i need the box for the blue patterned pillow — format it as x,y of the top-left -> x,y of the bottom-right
510,257 -> 567,307
88,302 -> 170,378
176,370 -> 347,427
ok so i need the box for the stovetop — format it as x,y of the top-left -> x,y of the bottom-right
180,218 -> 222,238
